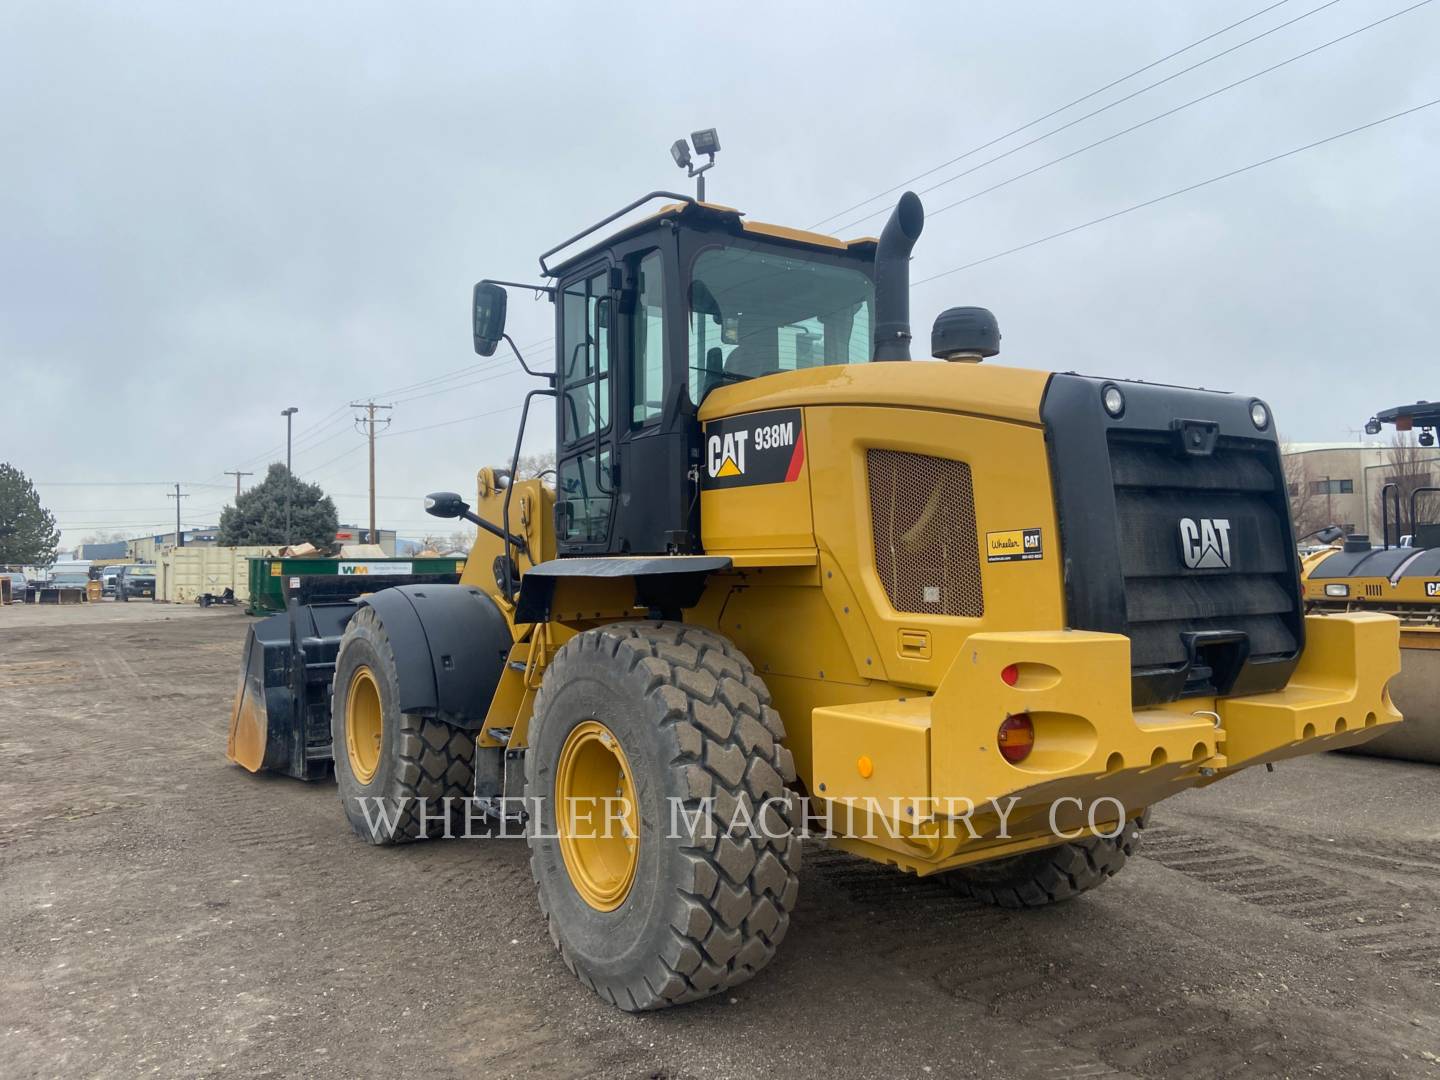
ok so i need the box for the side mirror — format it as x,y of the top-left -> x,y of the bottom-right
472,281 -> 508,357
424,491 -> 471,520
1316,525 -> 1345,544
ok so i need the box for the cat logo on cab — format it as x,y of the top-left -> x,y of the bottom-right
702,408 -> 806,490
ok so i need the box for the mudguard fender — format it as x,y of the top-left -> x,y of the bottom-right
358,584 -> 513,729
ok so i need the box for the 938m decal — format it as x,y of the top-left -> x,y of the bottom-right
702,408 -> 805,490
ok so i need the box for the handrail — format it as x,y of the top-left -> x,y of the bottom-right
538,191 -> 696,277
502,386 -> 557,603
1409,485 -> 1440,541
1381,482 -> 1399,549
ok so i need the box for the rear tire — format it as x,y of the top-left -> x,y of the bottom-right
331,606 -> 475,844
526,621 -> 800,1011
941,821 -> 1144,909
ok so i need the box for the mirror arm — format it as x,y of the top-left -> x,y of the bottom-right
504,333 -> 556,386
459,508 -> 527,552
486,278 -> 555,299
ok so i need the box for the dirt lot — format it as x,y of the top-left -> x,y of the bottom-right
2,603 -> 1439,1079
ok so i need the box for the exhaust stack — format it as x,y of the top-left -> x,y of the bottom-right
872,191 -> 925,361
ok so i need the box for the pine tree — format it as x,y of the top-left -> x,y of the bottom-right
217,463 -> 339,548
0,463 -> 60,565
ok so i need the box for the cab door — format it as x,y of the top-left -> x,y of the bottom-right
555,265 -> 616,553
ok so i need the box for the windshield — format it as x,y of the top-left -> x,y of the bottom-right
688,244 -> 873,406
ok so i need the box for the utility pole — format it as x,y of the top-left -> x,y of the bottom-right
281,407 -> 298,545
224,470 -> 253,500
167,484 -> 189,548
349,401 -> 393,544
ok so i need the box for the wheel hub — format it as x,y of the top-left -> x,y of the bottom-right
555,720 -> 639,911
345,666 -> 384,784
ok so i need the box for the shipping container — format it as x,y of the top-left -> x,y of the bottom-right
158,546 -> 278,604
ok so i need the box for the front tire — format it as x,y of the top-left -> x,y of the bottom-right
331,606 -> 475,844
526,622 -> 800,1011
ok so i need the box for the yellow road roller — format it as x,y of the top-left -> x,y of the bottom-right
1302,400 -> 1438,762
228,178 -> 1402,1011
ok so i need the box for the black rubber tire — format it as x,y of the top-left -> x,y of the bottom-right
526,621 -> 800,1012
941,820 -> 1145,909
331,606 -> 475,845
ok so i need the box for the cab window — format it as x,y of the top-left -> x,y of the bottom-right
631,251 -> 665,427
688,244 -> 873,406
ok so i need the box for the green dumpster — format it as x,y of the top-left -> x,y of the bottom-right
246,556 -> 468,615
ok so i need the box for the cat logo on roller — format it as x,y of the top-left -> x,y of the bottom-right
702,408 -> 805,490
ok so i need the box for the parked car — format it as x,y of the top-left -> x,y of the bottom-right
3,571 -> 27,602
46,566 -> 92,590
100,565 -> 129,597
116,564 -> 157,601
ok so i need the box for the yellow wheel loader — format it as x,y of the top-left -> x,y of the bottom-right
1301,400 -> 1439,762
228,184 -> 1403,1011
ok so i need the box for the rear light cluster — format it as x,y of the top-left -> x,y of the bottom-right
997,663 -> 1034,763
997,713 -> 1035,764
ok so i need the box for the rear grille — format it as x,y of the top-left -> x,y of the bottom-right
1042,374 -> 1304,706
868,449 -> 984,617
1109,430 -> 1300,673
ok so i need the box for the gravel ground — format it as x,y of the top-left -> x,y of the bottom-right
2,602 -> 1439,1079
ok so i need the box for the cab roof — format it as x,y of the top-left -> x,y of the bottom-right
541,193 -> 877,278
1376,400 -> 1440,429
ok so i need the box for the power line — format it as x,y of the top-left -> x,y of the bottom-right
809,0 -> 1304,228
912,94 -> 1440,287
378,402 -> 524,440
923,0 -> 1435,224
830,0 -> 1347,234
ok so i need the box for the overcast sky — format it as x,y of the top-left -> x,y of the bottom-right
3,0 -> 1437,546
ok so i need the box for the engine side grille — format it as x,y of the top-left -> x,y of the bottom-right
868,449 -> 984,618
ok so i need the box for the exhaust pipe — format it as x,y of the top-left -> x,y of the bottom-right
872,190 -> 925,361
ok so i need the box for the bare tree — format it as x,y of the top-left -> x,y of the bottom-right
1282,450 -> 1331,540
1370,433 -> 1439,543
447,528 -> 475,553
515,450 -> 556,484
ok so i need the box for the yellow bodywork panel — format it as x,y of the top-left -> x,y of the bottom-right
810,697 -> 931,809
1217,611 -> 1403,766
698,359 -> 1051,427
461,470 -> 556,607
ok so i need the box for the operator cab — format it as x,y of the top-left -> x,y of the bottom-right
472,195 -> 882,558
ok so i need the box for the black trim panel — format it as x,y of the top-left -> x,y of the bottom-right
1041,373 -> 1304,706
515,556 -> 732,624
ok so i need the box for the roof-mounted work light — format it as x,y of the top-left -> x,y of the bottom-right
670,127 -> 720,201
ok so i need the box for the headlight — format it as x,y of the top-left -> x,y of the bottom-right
1324,583 -> 1350,597
1102,384 -> 1125,418
1249,400 -> 1270,430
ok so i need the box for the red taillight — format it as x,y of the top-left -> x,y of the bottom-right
1000,663 -> 1020,686
997,713 -> 1035,764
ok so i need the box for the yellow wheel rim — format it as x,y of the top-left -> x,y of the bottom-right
345,666 -> 384,784
555,720 -> 639,912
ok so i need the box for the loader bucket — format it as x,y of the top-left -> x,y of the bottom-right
226,602 -> 357,781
